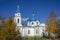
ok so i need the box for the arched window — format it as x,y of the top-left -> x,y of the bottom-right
36,30 -> 38,34
28,30 -> 30,34
32,22 -> 34,24
18,18 -> 19,23
37,22 -> 38,24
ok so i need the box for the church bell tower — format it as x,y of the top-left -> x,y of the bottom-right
14,0 -> 22,27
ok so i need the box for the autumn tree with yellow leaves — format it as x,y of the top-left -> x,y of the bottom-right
46,10 -> 57,38
0,16 -> 21,40
56,18 -> 60,38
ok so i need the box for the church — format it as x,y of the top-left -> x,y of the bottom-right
14,5 -> 46,37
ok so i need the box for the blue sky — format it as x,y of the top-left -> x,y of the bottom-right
0,0 -> 60,23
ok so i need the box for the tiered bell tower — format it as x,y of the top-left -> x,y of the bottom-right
14,0 -> 22,27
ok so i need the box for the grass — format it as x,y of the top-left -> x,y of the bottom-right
21,37 -> 47,40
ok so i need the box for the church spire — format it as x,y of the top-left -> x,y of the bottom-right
16,0 -> 20,13
32,10 -> 35,17
32,10 -> 35,21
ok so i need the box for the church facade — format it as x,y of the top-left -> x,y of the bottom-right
14,5 -> 46,37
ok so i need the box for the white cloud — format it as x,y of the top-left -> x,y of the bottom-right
22,18 -> 29,21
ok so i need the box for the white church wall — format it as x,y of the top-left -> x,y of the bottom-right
14,17 -> 21,24
27,21 -> 30,26
20,26 -> 45,37
34,27 -> 44,37
21,27 -> 35,37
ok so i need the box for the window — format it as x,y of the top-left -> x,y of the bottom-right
18,18 -> 19,23
32,22 -> 34,24
36,30 -> 38,34
37,22 -> 38,24
28,30 -> 30,34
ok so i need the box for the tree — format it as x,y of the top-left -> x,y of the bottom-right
0,16 -> 5,30
0,16 -> 21,40
46,10 -> 57,39
56,19 -> 60,38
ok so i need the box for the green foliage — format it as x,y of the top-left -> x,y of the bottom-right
0,16 -> 21,40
